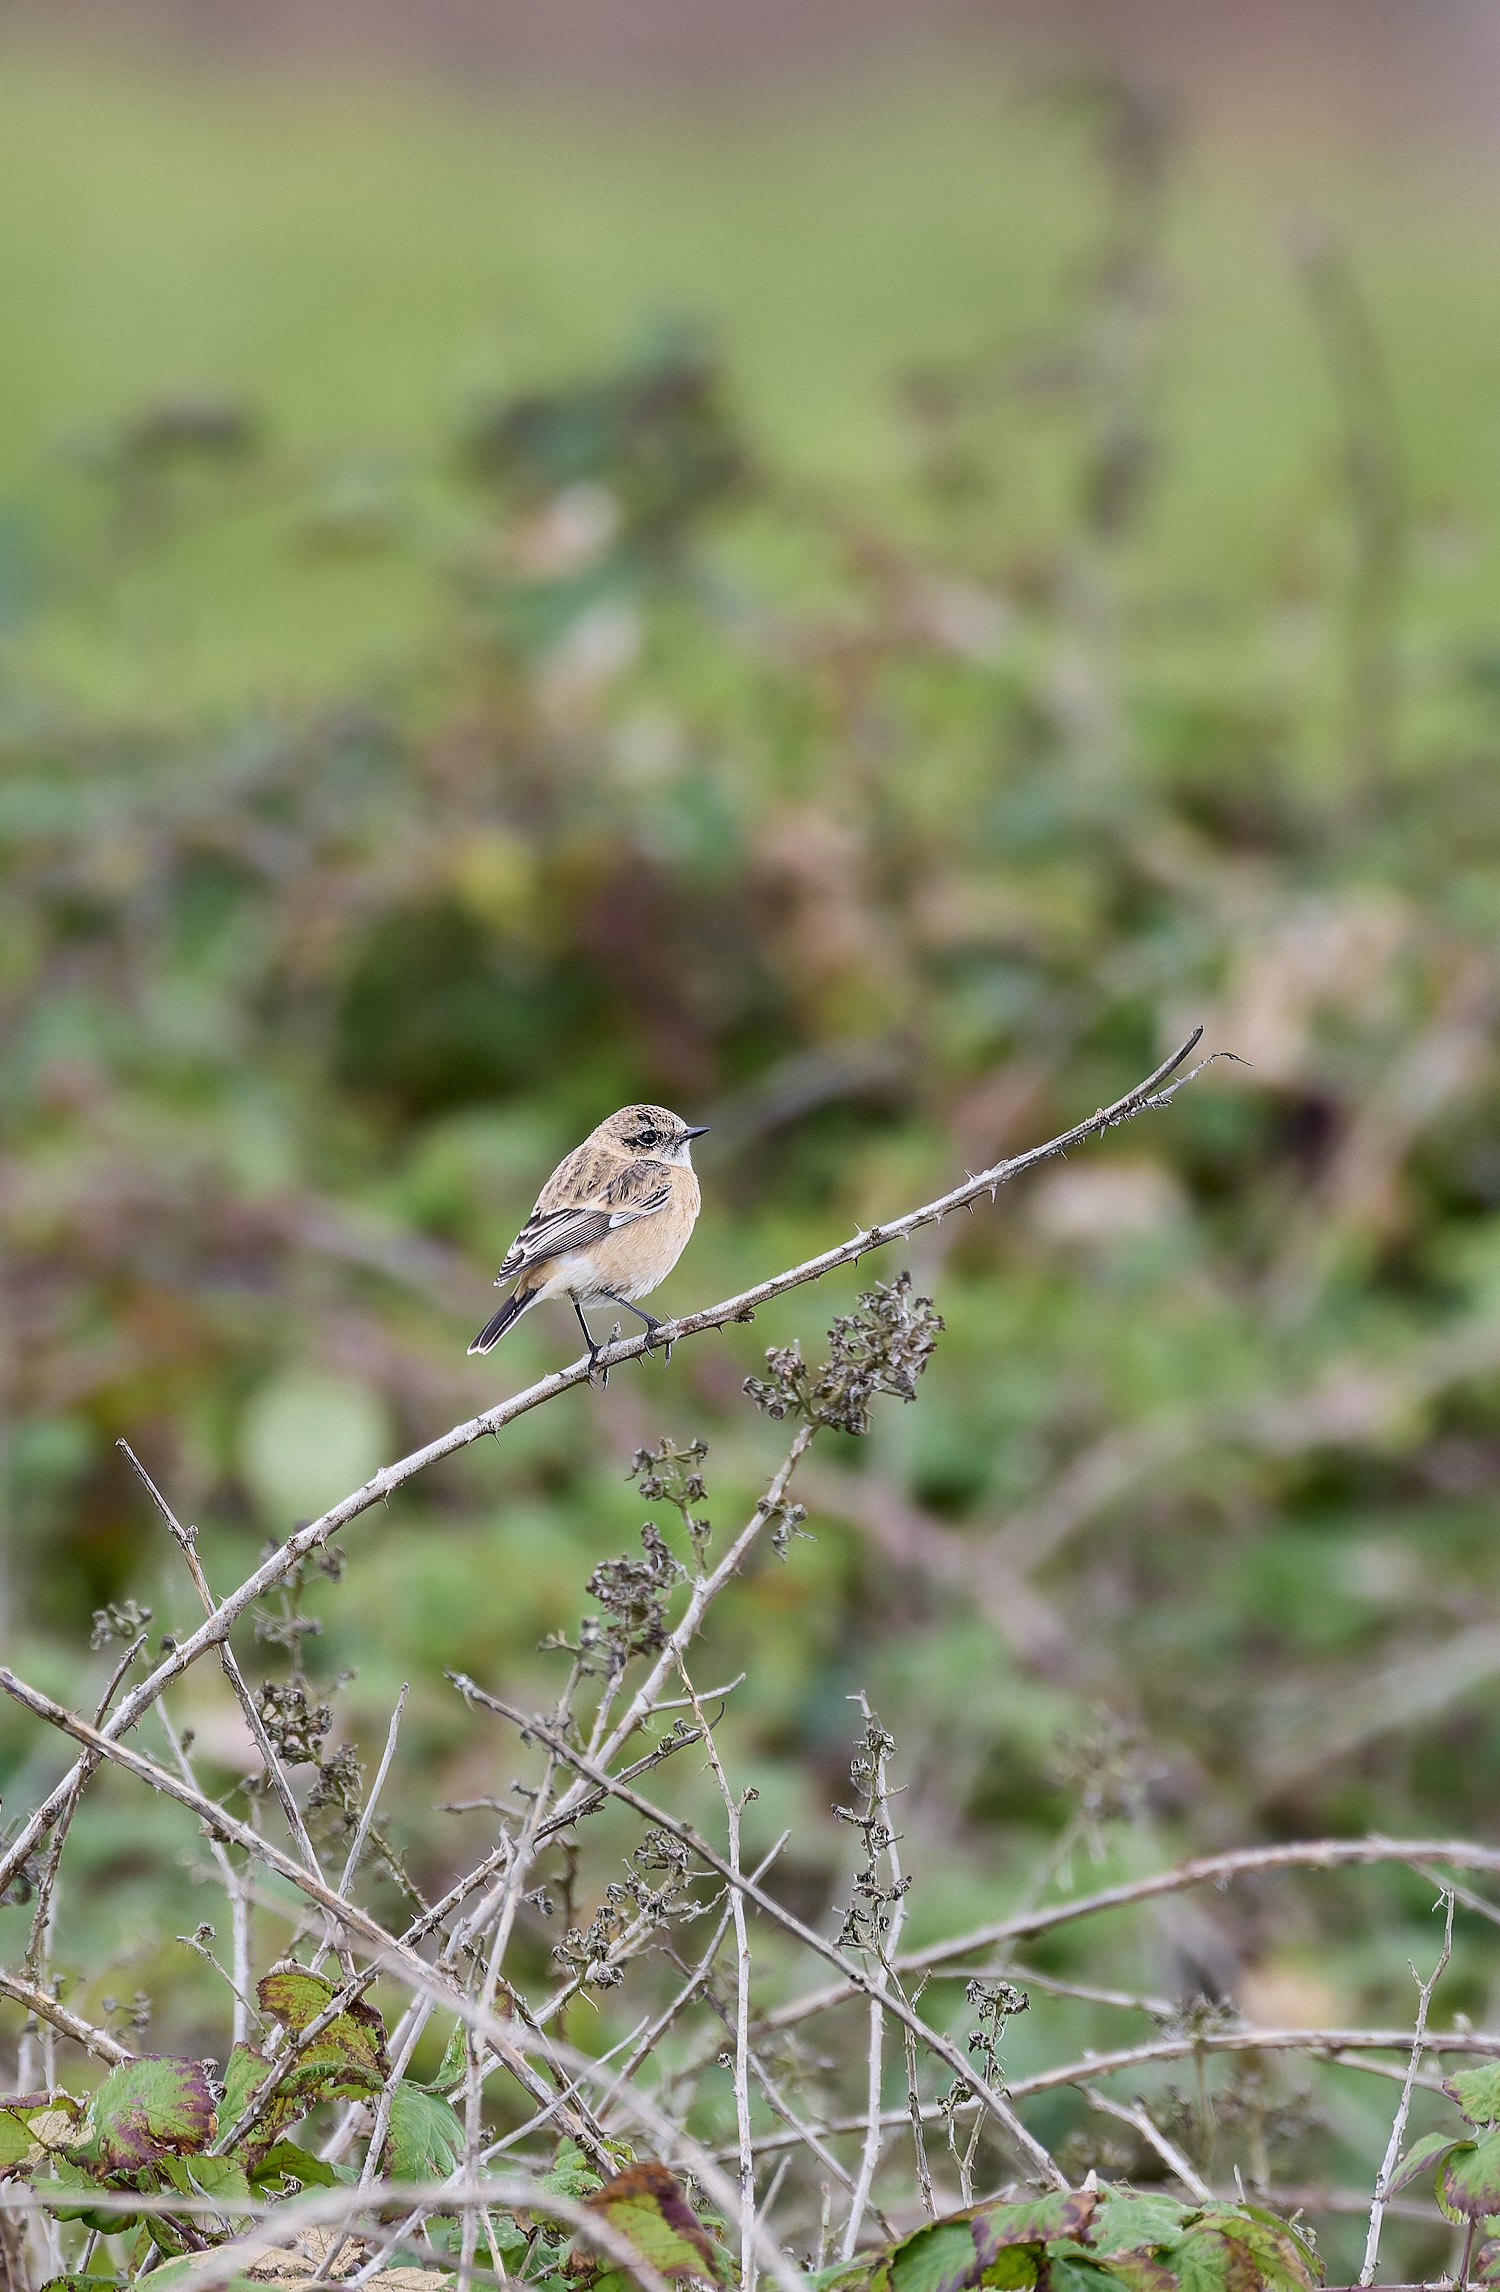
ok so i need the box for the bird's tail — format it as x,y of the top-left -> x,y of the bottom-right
467,1287 -> 536,1356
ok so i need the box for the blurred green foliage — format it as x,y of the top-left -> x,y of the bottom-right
6,44 -> 1500,2278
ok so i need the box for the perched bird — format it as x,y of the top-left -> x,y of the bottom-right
468,1104 -> 707,1372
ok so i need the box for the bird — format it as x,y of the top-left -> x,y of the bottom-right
468,1104 -> 708,1375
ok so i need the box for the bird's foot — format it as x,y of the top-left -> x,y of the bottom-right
588,1319 -> 624,1387
640,1311 -> 673,1364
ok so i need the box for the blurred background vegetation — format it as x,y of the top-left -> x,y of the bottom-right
8,6 -> 1500,2269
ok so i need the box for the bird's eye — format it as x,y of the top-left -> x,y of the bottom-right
636,1129 -> 660,1151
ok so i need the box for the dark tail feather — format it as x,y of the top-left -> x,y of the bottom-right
468,1289 -> 535,1356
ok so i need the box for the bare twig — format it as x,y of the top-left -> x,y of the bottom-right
598,1831 -> 791,2119
1083,2088 -> 1212,2203
761,1835 -> 1500,2027
157,1699 -> 264,2044
0,1966 -> 132,2064
314,1683 -> 410,1976
840,1699 -> 907,2260
680,1661 -> 757,2291
1359,1889 -> 1456,2286
1003,2018 -> 1488,2102
116,1438 -> 345,1973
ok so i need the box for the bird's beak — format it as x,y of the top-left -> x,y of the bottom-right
683,1125 -> 710,1140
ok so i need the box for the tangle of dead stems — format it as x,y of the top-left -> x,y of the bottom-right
0,1033 -> 1494,2292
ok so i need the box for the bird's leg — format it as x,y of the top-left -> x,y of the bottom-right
573,1294 -> 609,1387
596,1289 -> 672,1363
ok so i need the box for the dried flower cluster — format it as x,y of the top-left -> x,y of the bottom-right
743,1274 -> 944,1435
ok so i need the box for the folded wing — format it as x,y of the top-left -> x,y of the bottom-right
495,1180 -> 672,1282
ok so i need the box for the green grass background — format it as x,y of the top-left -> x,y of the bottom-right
3,42 -> 1499,711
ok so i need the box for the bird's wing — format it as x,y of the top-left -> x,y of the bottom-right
496,1160 -> 673,1282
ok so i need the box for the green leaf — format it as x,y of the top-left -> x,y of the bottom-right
253,1973 -> 388,2105
1092,2258 -> 1180,2292
1450,2067 -> 1500,2128
539,2138 -> 605,2202
415,2021 -> 468,2095
821,2190 -> 1095,2292
384,2083 -> 466,2181
1162,2228 -> 1236,2292
885,2220 -> 982,2292
1049,2263 -> 1124,2292
1232,2206 -> 1323,2288
0,2095 -> 81,2176
42,2159 -> 142,2232
256,1967 -> 338,2032
0,2114 -> 33,2173
257,1969 -> 387,2055
1441,2130 -> 1500,2223
585,2162 -> 729,2284
217,2041 -> 302,2163
278,2025 -> 385,2103
127,2259 -> 262,2292
1089,2193 -> 1192,2255
1210,2208 -> 1323,2292
67,2058 -> 214,2175
487,2213 -> 530,2262
159,2152 -> 253,2213
1389,2129 -> 1464,2195
968,2191 -> 1098,2261
247,2140 -> 351,2189
36,2275 -> 122,2292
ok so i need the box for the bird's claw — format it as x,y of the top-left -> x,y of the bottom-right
589,1319 -> 624,1387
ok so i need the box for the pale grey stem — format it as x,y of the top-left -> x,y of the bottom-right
597,1832 -> 790,2121
757,2153 -> 794,2239
0,1966 -> 131,2064
724,2035 -> 1472,2167
680,1660 -> 757,2292
231,1803 -> 255,2051
840,1699 -> 907,2261
314,1683 -> 410,1973
1001,2021 -> 1493,2101
1360,1889 -> 1456,2287
923,1961 -> 1173,2015
556,1425 -> 819,1829
340,1752 -> 576,2289
458,2026 -> 483,2292
175,1927 -> 261,2042
116,1439 -> 350,1975
1084,2088 -> 1213,2202
22,1627 -> 147,2026
481,2205 -> 509,2289
749,2047 -> 864,2209
898,1979 -> 935,2219
760,1835 -> 1500,2030
308,2016 -> 811,2292
157,1702 -> 261,2042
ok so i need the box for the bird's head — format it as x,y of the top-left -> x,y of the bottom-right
595,1104 -> 709,1165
